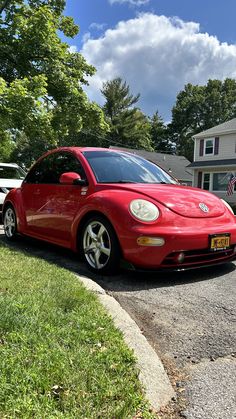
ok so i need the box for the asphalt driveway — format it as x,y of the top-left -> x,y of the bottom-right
99,266 -> 236,419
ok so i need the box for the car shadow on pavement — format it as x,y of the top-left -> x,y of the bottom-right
0,231 -> 235,293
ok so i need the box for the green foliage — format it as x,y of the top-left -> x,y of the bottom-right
102,77 -> 140,119
170,78 -> 236,161
101,77 -> 153,151
149,111 -> 173,153
0,0 -> 108,167
0,132 -> 15,161
0,244 -> 154,417
2,1 -> 236,167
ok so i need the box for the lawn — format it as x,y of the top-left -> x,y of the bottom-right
0,243 -> 154,418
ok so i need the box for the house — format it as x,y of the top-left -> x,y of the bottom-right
109,146 -> 192,185
188,118 -> 236,203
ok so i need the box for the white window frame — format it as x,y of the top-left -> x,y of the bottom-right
202,171 -> 232,192
204,138 -> 214,156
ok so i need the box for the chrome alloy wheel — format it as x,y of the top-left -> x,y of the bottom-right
4,206 -> 17,239
83,220 -> 111,270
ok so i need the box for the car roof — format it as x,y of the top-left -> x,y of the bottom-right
48,147 -> 125,153
43,147 -> 140,158
35,147 -> 129,162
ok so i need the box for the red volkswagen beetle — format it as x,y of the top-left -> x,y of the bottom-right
3,147 -> 236,274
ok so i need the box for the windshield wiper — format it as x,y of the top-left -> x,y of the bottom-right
116,180 -> 138,183
101,180 -> 138,184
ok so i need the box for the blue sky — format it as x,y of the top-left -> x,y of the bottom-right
62,0 -> 236,121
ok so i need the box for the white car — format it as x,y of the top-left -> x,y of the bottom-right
0,163 -> 26,217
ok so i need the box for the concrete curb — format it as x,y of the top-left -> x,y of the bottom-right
77,274 -> 175,411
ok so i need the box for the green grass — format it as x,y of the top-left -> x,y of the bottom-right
0,243 -> 154,418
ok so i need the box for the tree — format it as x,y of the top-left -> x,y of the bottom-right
0,75 -> 55,163
170,79 -> 236,161
149,111 -> 173,153
0,132 -> 14,161
101,77 -> 153,151
203,78 -> 236,127
0,0 -> 108,165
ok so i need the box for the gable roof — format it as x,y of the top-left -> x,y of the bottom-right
109,146 -> 192,182
193,118 -> 236,139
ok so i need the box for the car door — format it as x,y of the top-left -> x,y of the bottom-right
21,151 -> 87,246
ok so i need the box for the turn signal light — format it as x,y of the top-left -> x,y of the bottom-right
137,237 -> 165,246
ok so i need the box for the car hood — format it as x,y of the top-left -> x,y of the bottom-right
0,179 -> 23,189
118,184 -> 226,218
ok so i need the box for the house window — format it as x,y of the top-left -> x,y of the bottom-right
204,139 -> 214,155
212,173 -> 230,191
203,173 -> 210,190
201,172 -> 231,192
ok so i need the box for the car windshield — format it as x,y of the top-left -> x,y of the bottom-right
0,165 -> 26,180
83,151 -> 178,184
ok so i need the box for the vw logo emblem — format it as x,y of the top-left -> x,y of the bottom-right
199,203 -> 209,213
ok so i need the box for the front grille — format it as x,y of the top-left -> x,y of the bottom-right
162,246 -> 236,268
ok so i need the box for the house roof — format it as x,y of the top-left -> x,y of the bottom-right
188,159 -> 236,168
193,118 -> 236,139
109,146 -> 192,182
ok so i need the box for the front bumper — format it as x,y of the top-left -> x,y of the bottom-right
120,222 -> 236,270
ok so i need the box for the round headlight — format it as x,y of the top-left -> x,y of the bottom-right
221,199 -> 234,214
130,199 -> 159,222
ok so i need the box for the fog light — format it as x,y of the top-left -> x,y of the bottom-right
137,237 -> 165,246
176,252 -> 185,263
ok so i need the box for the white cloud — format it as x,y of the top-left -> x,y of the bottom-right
82,24 -> 107,46
82,32 -> 91,43
81,13 -> 236,120
109,0 -> 150,5
89,22 -> 107,31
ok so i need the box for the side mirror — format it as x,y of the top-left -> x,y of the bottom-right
59,172 -> 88,186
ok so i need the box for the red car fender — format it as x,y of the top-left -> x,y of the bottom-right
70,189 -> 165,251
3,188 -> 27,233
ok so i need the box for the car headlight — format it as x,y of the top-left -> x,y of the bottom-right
129,199 -> 160,222
221,199 -> 234,214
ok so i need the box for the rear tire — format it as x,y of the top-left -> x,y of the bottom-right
80,215 -> 120,274
3,205 -> 17,241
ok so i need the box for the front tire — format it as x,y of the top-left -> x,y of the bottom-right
3,205 -> 17,241
81,216 -> 120,274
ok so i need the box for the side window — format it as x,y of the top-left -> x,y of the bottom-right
25,152 -> 86,184
25,154 -> 55,184
53,152 -> 86,183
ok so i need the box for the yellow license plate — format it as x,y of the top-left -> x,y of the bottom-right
210,234 -> 230,250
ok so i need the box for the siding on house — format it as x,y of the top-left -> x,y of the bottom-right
190,118 -> 236,204
194,133 -> 236,162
